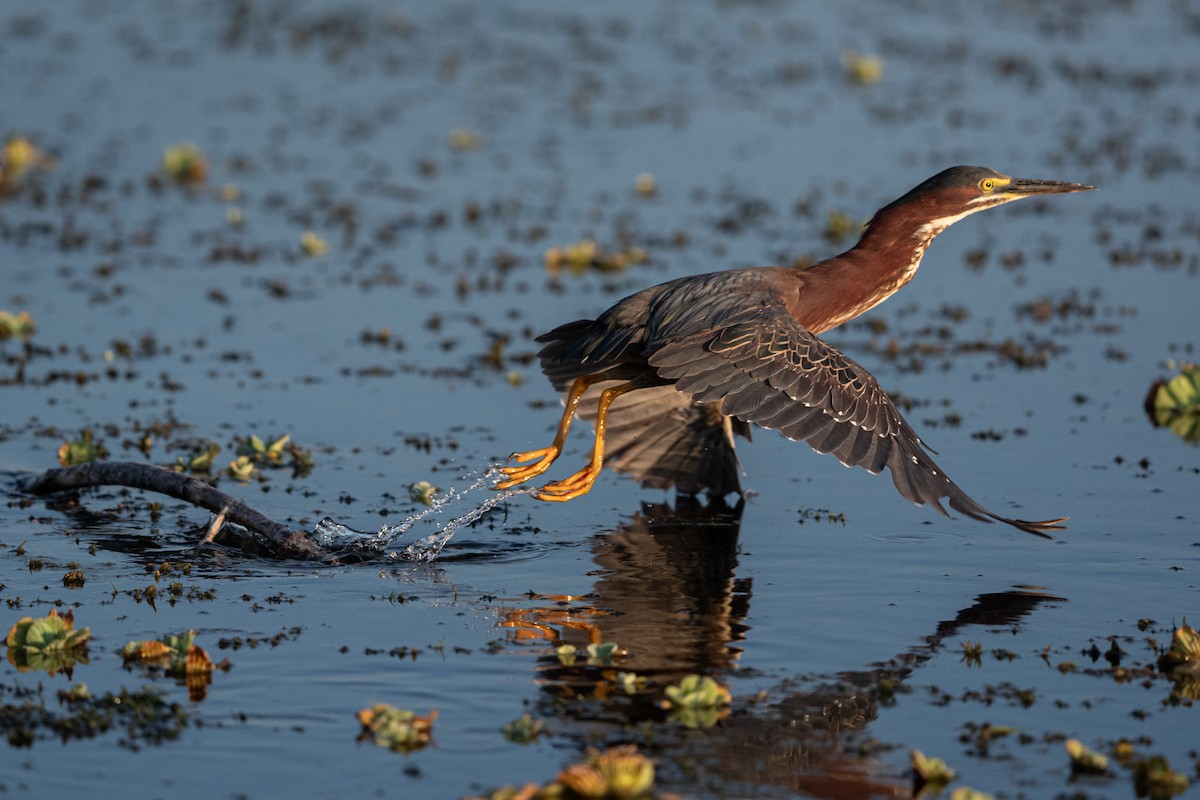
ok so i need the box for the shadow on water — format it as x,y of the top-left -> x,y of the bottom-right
493,497 -> 1066,797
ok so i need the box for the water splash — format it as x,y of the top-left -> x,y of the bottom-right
311,467 -> 529,561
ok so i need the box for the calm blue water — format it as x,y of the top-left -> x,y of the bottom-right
1,1 -> 1197,797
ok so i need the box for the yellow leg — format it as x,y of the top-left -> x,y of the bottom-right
495,375 -> 602,490
535,381 -> 634,502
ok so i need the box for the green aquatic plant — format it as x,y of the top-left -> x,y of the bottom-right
1146,364 -> 1200,443
163,142 -> 207,185
558,745 -> 655,800
5,609 -> 91,676
501,713 -> 544,744
300,230 -> 328,257
842,50 -> 884,84
585,641 -> 623,665
356,705 -> 437,753
1157,619 -> 1200,698
174,442 -> 220,473
661,674 -> 731,728
1132,755 -> 1189,799
228,454 -> 256,480
911,749 -> 956,795
1065,738 -> 1109,774
555,644 -> 578,666
236,433 -> 291,464
0,309 -> 36,338
615,672 -> 646,694
57,429 -> 108,466
409,481 -> 439,506
949,789 -> 994,800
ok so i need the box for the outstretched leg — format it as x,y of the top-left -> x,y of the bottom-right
495,374 -> 602,490
535,381 -> 635,502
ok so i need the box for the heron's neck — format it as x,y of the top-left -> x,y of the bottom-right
798,211 -> 953,334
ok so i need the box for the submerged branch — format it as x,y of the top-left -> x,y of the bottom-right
23,461 -> 327,561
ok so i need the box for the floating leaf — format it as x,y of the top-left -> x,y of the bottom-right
228,455 -> 256,480
300,230 -> 327,257
1066,739 -> 1109,774
1132,755 -> 1189,799
823,209 -> 858,243
501,713 -> 544,744
585,641 -> 623,665
175,442 -> 220,473
615,672 -> 646,694
1158,619 -> 1200,698
5,609 -> 91,676
557,745 -> 654,800
449,128 -> 483,151
949,789 -> 994,800
409,481 -> 439,506
842,51 -> 884,84
163,142 -> 207,185
0,309 -> 36,339
911,749 -> 956,795
555,644 -> 577,666
544,239 -> 648,275
122,630 -> 215,678
57,429 -> 108,466
1146,364 -> 1200,443
356,705 -> 437,753
634,172 -> 657,198
662,674 -> 731,728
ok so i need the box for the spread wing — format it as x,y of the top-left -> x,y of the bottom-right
646,301 -> 1066,537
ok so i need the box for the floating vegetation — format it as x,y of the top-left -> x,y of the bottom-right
500,713 -> 545,744
949,789 -> 994,800
1132,755 -> 1189,799
555,643 -> 578,667
558,745 -> 655,800
544,239 -> 648,274
1065,738 -> 1109,774
615,672 -> 645,694
0,135 -> 53,191
468,745 -> 656,800
174,442 -> 221,473
122,630 -> 221,702
1145,364 -> 1200,443
0,309 -> 35,339
300,230 -> 328,257
57,429 -> 109,466
823,209 -> 859,243
911,749 -> 956,796
661,674 -> 731,729
584,641 -> 624,665
634,172 -> 657,198
162,142 -> 207,185
231,432 -> 313,477
449,128 -> 483,151
1156,619 -> 1200,698
0,683 -> 188,748
5,609 -> 91,677
356,705 -> 437,753
842,51 -> 884,84
408,480 -> 439,506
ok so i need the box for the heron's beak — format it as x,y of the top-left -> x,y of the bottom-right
1007,178 -> 1096,196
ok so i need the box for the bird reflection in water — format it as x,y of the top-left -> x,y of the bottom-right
494,498 -> 1065,797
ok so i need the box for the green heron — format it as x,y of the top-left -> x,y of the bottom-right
497,166 -> 1094,536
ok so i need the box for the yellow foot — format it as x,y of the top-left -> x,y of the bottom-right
494,446 -> 560,490
533,466 -> 601,502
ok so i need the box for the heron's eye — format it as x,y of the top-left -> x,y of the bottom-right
979,178 -> 995,192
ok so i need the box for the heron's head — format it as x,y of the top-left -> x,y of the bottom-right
878,165 -> 1095,238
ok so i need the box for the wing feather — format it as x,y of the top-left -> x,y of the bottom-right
645,294 -> 1065,537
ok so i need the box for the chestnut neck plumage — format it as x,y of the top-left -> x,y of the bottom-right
792,191 -> 989,335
